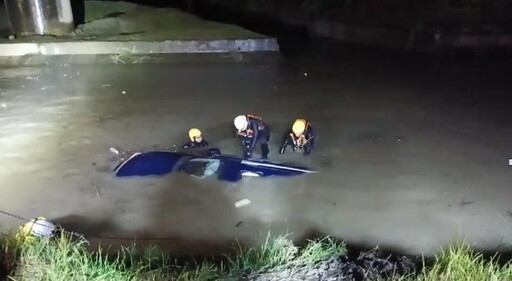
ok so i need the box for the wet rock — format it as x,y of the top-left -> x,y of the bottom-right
395,255 -> 417,274
251,247 -> 417,281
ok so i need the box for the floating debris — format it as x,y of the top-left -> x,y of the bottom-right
459,201 -> 474,206
25,76 -> 40,81
234,199 -> 251,208
90,182 -> 101,197
40,85 -> 56,91
110,147 -> 120,155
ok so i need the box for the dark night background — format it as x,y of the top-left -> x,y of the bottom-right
68,0 -> 512,60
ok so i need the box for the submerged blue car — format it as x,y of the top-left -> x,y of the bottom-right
113,148 -> 317,182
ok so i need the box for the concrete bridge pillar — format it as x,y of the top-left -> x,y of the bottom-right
4,0 -> 74,36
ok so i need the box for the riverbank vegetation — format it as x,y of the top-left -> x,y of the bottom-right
0,232 -> 511,281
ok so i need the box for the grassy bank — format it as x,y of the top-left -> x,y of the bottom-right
0,232 -> 511,281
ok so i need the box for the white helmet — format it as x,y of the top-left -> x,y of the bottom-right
234,115 -> 248,131
29,218 -> 57,238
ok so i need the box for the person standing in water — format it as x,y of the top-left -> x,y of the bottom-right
279,119 -> 315,156
182,128 -> 209,149
233,114 -> 270,159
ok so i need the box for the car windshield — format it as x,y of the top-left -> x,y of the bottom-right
181,158 -> 221,178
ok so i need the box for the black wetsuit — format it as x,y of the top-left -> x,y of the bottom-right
237,115 -> 270,159
182,139 -> 209,149
279,122 -> 315,156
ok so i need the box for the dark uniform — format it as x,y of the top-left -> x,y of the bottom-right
182,139 -> 209,149
237,115 -> 270,159
279,121 -> 315,156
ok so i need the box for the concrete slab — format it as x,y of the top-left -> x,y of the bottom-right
0,1 -> 268,42
0,43 -> 39,56
0,1 -> 279,58
0,38 -> 279,57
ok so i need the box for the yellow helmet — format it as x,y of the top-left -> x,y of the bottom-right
292,119 -> 306,136
188,128 -> 202,141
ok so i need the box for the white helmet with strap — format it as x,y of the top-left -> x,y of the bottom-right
234,115 -> 248,131
21,217 -> 57,238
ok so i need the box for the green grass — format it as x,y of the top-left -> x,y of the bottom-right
298,236 -> 347,265
228,234 -> 299,274
1,232 -> 512,281
227,233 -> 347,275
0,232 -> 218,281
12,237 -> 144,281
412,241 -> 512,281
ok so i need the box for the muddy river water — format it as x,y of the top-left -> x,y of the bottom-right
0,52 -> 511,256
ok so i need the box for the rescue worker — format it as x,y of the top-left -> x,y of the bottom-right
234,114 -> 270,159
182,128 -> 209,149
279,119 -> 315,156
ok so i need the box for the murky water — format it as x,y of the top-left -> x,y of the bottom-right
0,54 -> 511,256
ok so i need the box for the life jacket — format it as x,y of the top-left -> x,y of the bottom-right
247,114 -> 266,130
240,114 -> 266,138
290,133 -> 308,148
